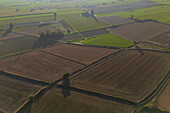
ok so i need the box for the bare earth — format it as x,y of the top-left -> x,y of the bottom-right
156,82 -> 170,112
97,15 -> 134,25
70,50 -> 170,102
18,87 -> 134,113
0,50 -> 84,82
107,22 -> 170,41
43,44 -> 118,65
0,73 -> 42,113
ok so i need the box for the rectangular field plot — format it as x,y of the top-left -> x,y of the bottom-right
0,50 -> 84,82
88,1 -> 161,14
0,31 -> 24,40
96,15 -> 134,25
0,36 -> 37,57
43,44 -> 118,65
70,50 -> 170,102
0,72 -> 42,113
152,32 -> 170,47
81,28 -> 110,37
107,22 -> 170,41
17,87 -> 134,113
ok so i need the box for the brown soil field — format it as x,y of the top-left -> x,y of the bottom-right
0,73 -> 42,113
0,31 -> 24,40
0,36 -> 37,57
17,87 -> 134,113
43,44 -> 118,65
81,28 -> 110,37
107,22 -> 170,41
88,2 -> 161,14
70,50 -> 170,102
62,33 -> 81,41
18,27 -> 57,36
96,15 -> 134,25
134,42 -> 164,50
0,50 -> 84,82
152,32 -> 170,47
156,81 -> 170,112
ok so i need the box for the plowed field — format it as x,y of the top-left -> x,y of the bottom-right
71,50 -> 170,102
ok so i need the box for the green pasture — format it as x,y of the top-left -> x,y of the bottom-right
83,33 -> 134,47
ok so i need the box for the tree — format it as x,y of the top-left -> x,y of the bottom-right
28,94 -> 34,101
54,12 -> 57,21
16,9 -> 19,12
91,9 -> 94,17
67,29 -> 71,34
9,23 -> 14,31
131,15 -> 134,19
63,73 -> 70,79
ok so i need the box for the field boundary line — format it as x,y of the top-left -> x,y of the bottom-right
128,48 -> 170,54
133,72 -> 170,113
57,85 -> 138,106
0,71 -> 49,86
39,50 -> 87,66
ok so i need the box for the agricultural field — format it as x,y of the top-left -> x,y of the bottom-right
107,22 -> 170,41
81,28 -> 109,37
70,50 -> 170,102
0,50 -> 84,82
62,33 -> 81,41
156,81 -> 170,112
0,30 -> 24,40
96,15 -> 135,25
0,72 -> 43,113
0,36 -> 37,57
104,5 -> 170,24
17,87 -> 134,113
43,44 -> 118,65
88,1 -> 161,14
152,31 -> 170,47
134,41 -> 164,50
83,33 -> 134,48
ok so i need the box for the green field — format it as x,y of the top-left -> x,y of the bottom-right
83,33 -> 134,47
98,5 -> 170,24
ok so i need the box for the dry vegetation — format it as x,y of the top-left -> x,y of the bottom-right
152,32 -> 170,46
81,29 -> 110,37
107,22 -> 170,41
43,44 -> 118,65
0,50 -> 84,82
70,50 -> 170,102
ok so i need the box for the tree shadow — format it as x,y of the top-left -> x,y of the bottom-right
135,46 -> 145,55
17,101 -> 32,113
62,76 -> 70,98
32,38 -> 58,49
140,107 -> 169,113
2,30 -> 11,37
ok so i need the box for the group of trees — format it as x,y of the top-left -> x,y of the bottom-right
82,9 -> 94,17
39,30 -> 64,40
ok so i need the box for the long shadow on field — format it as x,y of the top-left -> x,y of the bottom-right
17,101 -> 32,113
140,107 -> 169,113
135,46 -> 145,55
2,30 -> 11,37
32,38 -> 58,49
62,76 -> 70,98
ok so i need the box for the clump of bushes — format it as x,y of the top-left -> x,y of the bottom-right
28,94 -> 34,101
39,30 -> 64,40
63,73 -> 70,79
